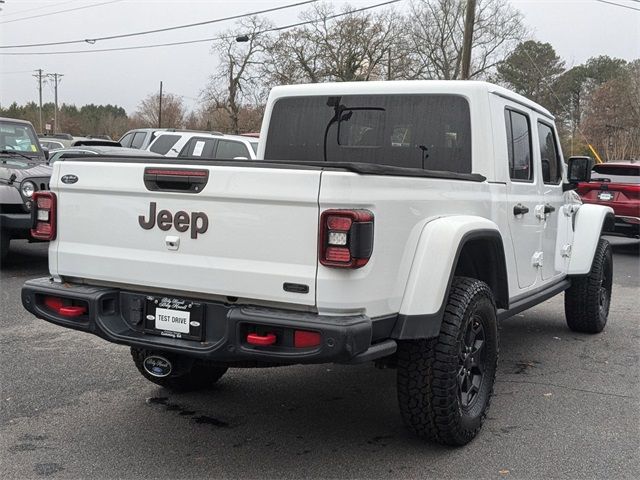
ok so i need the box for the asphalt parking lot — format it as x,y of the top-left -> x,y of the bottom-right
1,238 -> 638,479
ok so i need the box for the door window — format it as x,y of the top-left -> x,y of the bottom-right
537,122 -> 562,184
149,134 -> 180,155
505,109 -> 533,182
131,132 -> 146,149
216,140 -> 250,159
119,133 -> 133,148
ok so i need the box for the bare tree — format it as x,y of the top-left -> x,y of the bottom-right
263,2 -> 402,85
132,92 -> 185,128
402,0 -> 526,80
204,16 -> 270,134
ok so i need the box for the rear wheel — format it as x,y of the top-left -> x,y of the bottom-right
565,238 -> 613,333
397,277 -> 498,446
131,348 -> 228,392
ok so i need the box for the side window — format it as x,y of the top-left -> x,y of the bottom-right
504,109 -> 533,182
131,132 -> 146,149
216,140 -> 250,159
119,133 -> 133,148
149,134 -> 181,155
180,138 -> 217,158
537,122 -> 561,184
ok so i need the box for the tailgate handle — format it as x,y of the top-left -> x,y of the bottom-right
144,168 -> 209,193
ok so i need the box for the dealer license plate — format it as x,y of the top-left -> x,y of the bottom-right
144,296 -> 204,341
598,192 -> 613,201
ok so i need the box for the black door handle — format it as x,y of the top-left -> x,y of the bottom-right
544,204 -> 556,214
513,204 -> 529,215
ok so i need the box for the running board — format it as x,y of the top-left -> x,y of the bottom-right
497,279 -> 571,322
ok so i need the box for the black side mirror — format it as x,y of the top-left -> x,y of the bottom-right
564,156 -> 594,191
42,147 -> 49,161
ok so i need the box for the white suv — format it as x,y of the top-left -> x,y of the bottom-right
147,132 -> 259,159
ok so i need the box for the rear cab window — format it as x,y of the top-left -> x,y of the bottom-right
149,134 -> 181,155
264,94 -> 472,173
592,164 -> 640,184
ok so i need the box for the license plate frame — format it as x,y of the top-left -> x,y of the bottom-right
144,296 -> 204,341
598,191 -> 614,201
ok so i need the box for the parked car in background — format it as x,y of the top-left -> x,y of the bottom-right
118,128 -> 163,150
577,160 -> 640,238
0,117 -> 51,262
48,146 -> 162,164
39,139 -> 67,150
149,131 -> 258,159
70,138 -> 121,147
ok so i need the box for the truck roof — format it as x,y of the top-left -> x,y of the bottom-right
268,80 -> 553,119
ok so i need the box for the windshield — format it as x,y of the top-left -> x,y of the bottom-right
264,94 -> 472,173
0,120 -> 43,158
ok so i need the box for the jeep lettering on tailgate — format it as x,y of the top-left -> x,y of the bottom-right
139,202 -> 208,239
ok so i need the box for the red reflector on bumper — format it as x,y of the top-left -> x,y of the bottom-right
294,330 -> 321,348
44,296 -> 86,317
247,332 -> 276,346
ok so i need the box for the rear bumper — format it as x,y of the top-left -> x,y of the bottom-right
21,277 -> 397,365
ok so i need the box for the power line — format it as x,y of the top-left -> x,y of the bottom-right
0,0 -> 404,56
594,0 -> 640,11
0,0 -> 319,48
0,0 -> 78,18
0,0 -> 124,25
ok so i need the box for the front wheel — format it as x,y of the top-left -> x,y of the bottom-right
565,238 -> 613,333
397,277 -> 498,446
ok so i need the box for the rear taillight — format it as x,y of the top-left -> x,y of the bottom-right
319,209 -> 374,268
30,191 -> 57,240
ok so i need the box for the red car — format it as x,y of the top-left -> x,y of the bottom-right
577,161 -> 640,238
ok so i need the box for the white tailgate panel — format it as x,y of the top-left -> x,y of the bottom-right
52,161 -> 320,306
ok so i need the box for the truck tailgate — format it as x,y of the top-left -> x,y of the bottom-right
51,161 -> 321,307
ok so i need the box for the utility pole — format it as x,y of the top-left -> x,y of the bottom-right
158,81 -> 163,128
46,73 -> 64,133
387,49 -> 392,81
460,0 -> 477,80
33,69 -> 44,133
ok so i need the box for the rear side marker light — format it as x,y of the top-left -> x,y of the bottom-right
319,209 -> 374,268
294,330 -> 321,348
30,191 -> 57,241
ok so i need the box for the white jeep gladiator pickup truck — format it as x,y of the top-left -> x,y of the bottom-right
22,81 -> 614,446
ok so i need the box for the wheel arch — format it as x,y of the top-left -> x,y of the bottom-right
568,204 -> 615,275
393,216 -> 509,340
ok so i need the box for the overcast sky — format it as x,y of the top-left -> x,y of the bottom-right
1,0 -> 638,114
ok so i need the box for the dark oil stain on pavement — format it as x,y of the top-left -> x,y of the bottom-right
34,463 -> 64,477
193,415 -> 228,427
514,360 -> 540,374
146,396 -> 229,428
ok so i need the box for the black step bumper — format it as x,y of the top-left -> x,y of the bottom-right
21,277 -> 397,365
